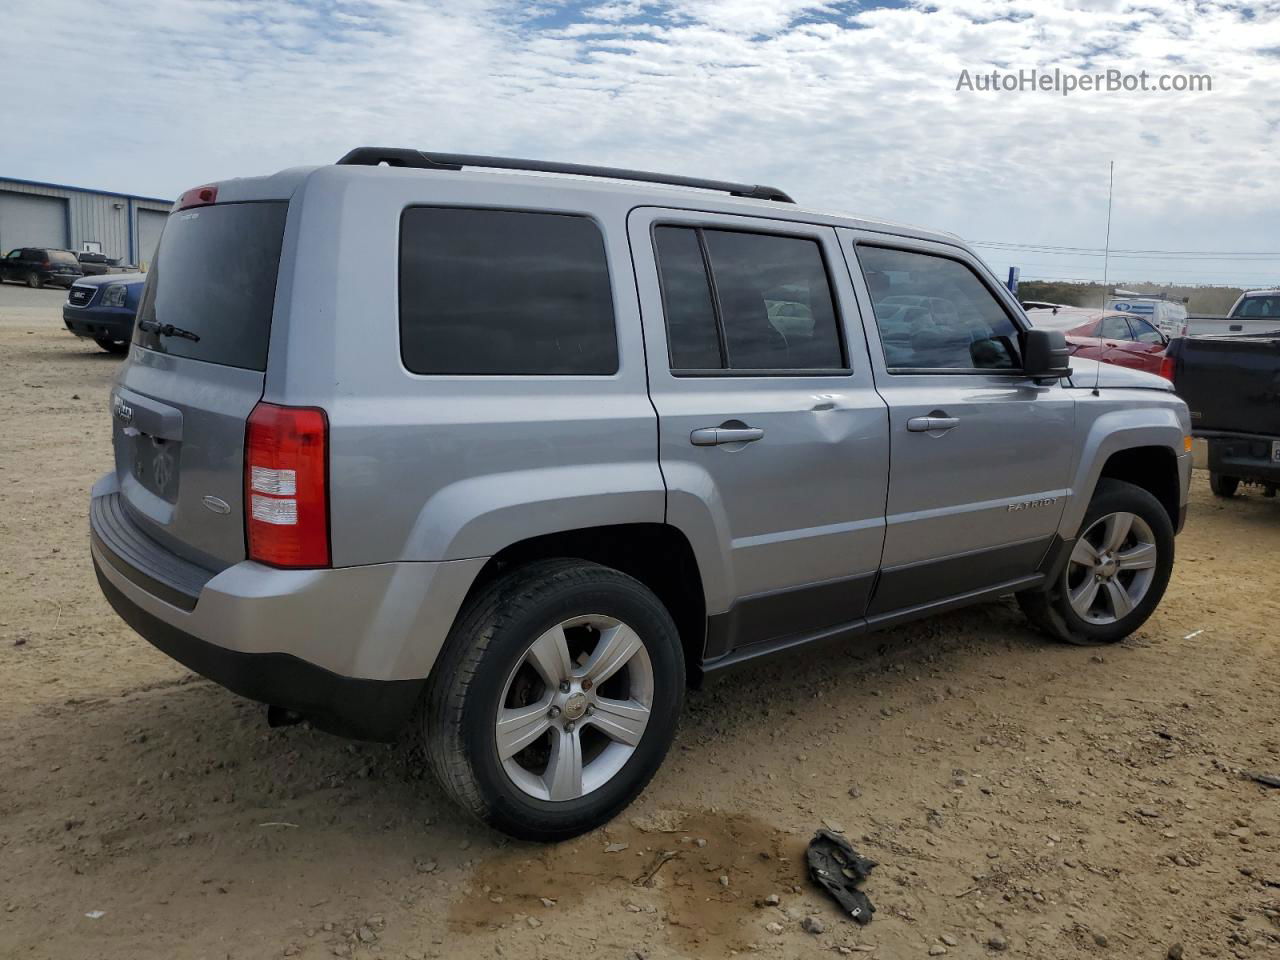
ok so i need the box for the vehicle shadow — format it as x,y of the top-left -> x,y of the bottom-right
3,598 -> 1061,958
16,597 -> 1047,847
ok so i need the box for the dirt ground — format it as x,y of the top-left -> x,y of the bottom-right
1,283 -> 1277,960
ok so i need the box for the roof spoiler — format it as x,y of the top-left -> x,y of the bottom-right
335,147 -> 795,203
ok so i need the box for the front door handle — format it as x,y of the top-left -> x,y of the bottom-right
906,416 -> 959,433
690,426 -> 765,446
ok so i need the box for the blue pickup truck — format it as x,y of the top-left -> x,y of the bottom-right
63,273 -> 146,354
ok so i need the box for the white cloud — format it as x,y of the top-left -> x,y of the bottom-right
1,0 -> 1277,283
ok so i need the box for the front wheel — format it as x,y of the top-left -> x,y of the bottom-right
94,336 -> 129,355
422,559 -> 684,841
25,271 -> 42,289
1018,479 -> 1174,645
1209,473 -> 1239,498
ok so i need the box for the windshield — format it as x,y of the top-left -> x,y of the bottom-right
1234,296 -> 1280,319
134,202 -> 287,370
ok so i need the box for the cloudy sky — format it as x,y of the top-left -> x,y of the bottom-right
2,0 -> 1278,284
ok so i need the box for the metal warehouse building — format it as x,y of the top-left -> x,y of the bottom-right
0,177 -> 172,268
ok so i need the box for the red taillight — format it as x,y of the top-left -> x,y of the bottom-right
1159,354 -> 1175,381
176,183 -> 218,210
244,402 -> 330,568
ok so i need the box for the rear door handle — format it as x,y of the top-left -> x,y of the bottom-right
906,416 -> 959,433
690,426 -> 765,446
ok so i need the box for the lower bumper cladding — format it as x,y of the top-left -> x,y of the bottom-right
94,558 -> 423,741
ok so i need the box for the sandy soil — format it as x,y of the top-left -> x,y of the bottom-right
1,284 -> 1277,960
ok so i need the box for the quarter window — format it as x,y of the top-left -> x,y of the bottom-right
856,246 -> 1021,371
654,226 -> 845,372
400,208 -> 618,376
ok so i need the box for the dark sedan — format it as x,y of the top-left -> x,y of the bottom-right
62,273 -> 146,354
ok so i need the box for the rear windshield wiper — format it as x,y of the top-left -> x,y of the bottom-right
137,318 -> 201,343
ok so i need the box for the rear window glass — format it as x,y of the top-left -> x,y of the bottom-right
399,207 -> 618,375
47,250 -> 78,264
134,202 -> 288,371
1235,296 -> 1280,318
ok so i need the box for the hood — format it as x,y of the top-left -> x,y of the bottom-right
1067,356 -> 1174,391
70,272 -> 147,288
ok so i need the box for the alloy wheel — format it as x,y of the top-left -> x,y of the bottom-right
1065,511 -> 1158,624
495,615 -> 654,801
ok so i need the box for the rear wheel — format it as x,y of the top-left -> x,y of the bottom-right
1209,473 -> 1239,498
423,559 -> 684,841
94,336 -> 129,355
1019,479 -> 1174,645
25,271 -> 42,289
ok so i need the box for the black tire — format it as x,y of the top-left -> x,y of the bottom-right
422,559 -> 684,841
94,337 -> 129,355
1018,479 -> 1174,646
1209,473 -> 1239,498
26,271 -> 42,289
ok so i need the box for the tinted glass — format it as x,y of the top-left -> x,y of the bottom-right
857,246 -> 1020,371
47,250 -> 78,264
702,230 -> 844,370
134,202 -> 287,371
1130,318 -> 1164,343
1100,315 -> 1131,340
654,226 -> 722,369
1237,296 -> 1280,318
400,208 -> 617,376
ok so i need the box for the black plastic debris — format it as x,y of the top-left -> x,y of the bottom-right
1246,770 -> 1280,789
806,829 -> 877,924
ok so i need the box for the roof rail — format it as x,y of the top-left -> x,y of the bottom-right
335,147 -> 795,203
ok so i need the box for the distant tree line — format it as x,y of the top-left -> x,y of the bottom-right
1016,281 -> 1247,315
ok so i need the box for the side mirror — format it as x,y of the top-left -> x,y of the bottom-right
1019,328 -> 1073,382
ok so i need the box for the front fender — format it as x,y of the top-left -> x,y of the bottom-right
1060,401 -> 1187,537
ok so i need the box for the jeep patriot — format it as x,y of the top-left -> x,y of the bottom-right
91,148 -> 1193,839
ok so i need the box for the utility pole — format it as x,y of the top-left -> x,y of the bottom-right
1101,160 -> 1115,305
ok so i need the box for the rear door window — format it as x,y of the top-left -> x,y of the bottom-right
653,225 -> 845,373
134,202 -> 288,371
1130,318 -> 1165,343
399,207 -> 617,376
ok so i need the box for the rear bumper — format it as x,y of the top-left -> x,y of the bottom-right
1205,435 -> 1280,486
89,476 -> 488,741
63,305 -> 134,341
94,561 -> 419,741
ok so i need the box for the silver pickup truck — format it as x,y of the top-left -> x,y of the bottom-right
1188,288 -> 1280,337
90,149 -> 1193,839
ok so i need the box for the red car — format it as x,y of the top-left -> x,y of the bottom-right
1025,308 -> 1174,379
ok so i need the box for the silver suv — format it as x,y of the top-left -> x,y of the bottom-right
91,148 -> 1192,839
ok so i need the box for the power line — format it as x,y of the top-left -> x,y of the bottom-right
1002,261 -> 1280,278
974,240 -> 1280,258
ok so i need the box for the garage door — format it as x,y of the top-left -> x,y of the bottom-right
0,192 -> 68,252
136,209 -> 168,267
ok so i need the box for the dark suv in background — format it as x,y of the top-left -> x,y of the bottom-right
1,248 -> 84,288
